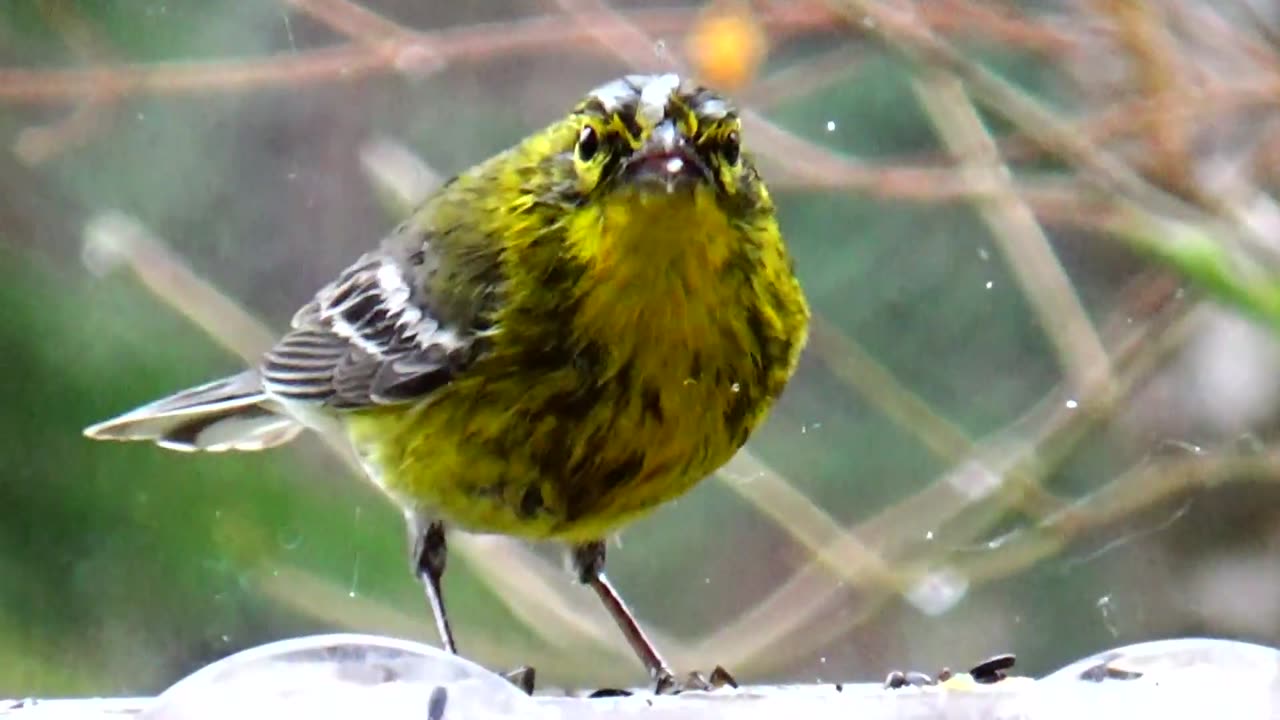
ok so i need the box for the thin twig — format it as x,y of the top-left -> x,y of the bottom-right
285,0 -> 413,43
820,0 -> 1238,234
699,277 -> 1198,676
1095,0 -> 1193,194
14,0 -> 120,164
0,8 -> 832,105
910,70 -> 1115,402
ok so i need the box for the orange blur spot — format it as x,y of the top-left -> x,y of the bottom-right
686,2 -> 768,91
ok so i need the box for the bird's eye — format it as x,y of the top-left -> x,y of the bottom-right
577,126 -> 600,162
722,130 -> 741,165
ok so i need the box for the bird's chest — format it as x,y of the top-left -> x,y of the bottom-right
364,335 -> 762,541
508,301 -> 766,532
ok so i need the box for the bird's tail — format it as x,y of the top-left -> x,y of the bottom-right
83,371 -> 304,452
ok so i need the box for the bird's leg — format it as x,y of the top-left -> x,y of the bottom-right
408,514 -> 457,654
569,540 -> 676,691
407,514 -> 537,694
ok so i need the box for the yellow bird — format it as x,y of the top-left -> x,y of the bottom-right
85,74 -> 809,690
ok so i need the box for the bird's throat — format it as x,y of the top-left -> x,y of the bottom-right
567,188 -> 747,379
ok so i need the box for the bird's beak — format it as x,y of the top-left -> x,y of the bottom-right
622,119 -> 710,193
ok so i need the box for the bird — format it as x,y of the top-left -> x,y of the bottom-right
84,73 -> 810,691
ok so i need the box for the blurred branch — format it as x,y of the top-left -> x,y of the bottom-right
807,318 -> 1070,520
285,0 -> 413,44
819,0 -> 1258,245
1227,0 -> 1280,51
806,319 -> 970,463
1094,1 -> 1193,195
0,45 -> 389,103
0,7 -> 832,104
14,0 -> 119,165
740,45 -> 865,107
82,213 -> 276,360
999,79 -> 1279,166
704,274 -> 1198,676
0,1 -> 1091,213
911,69 -> 1114,401
958,444 -> 1280,586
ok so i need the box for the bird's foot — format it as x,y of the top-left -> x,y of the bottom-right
653,665 -> 738,695
586,664 -> 738,698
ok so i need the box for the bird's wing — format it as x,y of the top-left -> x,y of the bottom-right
261,238 -> 489,410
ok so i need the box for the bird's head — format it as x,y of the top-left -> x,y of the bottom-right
551,74 -> 767,216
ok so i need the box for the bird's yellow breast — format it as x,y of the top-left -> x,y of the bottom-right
345,187 -> 804,542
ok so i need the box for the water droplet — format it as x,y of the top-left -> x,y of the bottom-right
905,568 -> 969,616
925,530 -> 934,540
220,634 -> 230,643
819,656 -> 827,664
730,382 -> 741,393
978,248 -> 990,260
1065,399 -> 1078,409
825,120 -> 836,132
1096,595 -> 1118,636
985,281 -> 993,289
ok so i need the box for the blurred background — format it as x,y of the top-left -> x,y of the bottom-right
5,0 -> 1280,697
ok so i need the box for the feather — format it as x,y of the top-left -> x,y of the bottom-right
260,242 -> 481,410
82,372 -> 302,452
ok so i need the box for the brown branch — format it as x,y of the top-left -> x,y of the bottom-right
912,69 -> 1114,402
285,0 -> 413,44
699,276 -> 1199,676
14,0 -> 120,164
0,2 -> 1084,108
1094,0 -> 1194,196
0,7 -> 830,105
1000,79 -> 1280,165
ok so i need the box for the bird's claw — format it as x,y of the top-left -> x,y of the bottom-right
502,666 -> 536,695
653,664 -> 738,695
